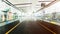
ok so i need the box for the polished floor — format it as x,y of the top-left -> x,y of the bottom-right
8,20 -> 60,34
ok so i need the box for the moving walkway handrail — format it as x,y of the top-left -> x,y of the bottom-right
2,0 -> 22,11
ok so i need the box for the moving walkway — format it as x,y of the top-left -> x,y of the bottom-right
0,0 -> 60,34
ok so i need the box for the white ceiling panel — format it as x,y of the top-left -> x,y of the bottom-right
8,0 -> 55,12
8,0 -> 31,4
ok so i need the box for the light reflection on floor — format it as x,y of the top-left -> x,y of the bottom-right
19,16 -> 60,26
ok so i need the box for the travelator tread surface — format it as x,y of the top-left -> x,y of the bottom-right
9,20 -> 60,34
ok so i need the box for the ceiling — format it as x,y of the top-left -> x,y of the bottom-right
8,0 -> 55,12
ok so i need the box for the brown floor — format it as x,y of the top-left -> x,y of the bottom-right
9,20 -> 60,34
37,20 -> 60,34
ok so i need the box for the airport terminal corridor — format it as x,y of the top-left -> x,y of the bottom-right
0,0 -> 60,34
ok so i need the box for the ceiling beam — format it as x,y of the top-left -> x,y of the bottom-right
36,0 -> 59,12
17,6 -> 30,8
38,0 -> 54,2
14,3 -> 32,5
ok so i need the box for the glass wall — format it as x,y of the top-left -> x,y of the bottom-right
0,0 -> 20,23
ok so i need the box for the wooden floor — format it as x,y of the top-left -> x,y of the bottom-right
9,20 -> 60,34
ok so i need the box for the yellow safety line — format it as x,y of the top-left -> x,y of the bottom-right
38,23 -> 56,34
5,23 -> 21,34
50,21 -> 56,25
